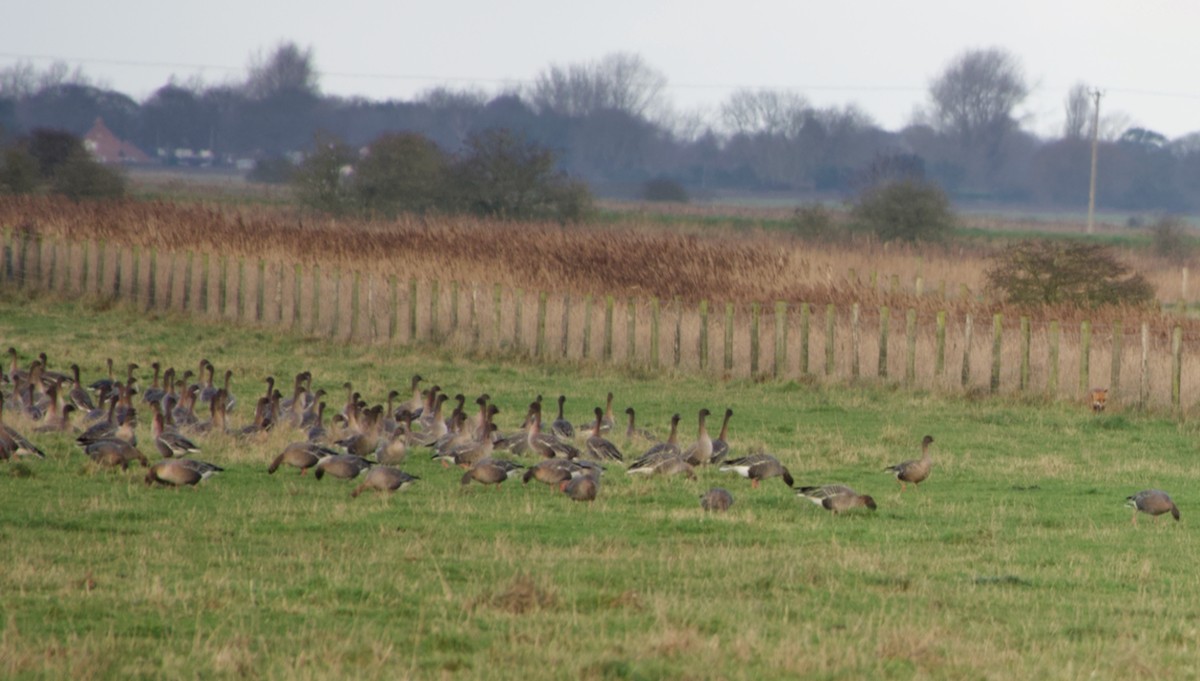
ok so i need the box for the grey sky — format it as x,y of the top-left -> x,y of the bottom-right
5,0 -> 1200,138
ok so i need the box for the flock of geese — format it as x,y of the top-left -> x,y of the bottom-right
0,347 -> 1182,524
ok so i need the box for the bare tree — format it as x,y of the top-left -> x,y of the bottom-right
720,89 -> 810,138
244,42 -> 319,99
928,47 -> 1028,165
1063,82 -> 1091,139
0,60 -> 91,99
529,52 -> 666,118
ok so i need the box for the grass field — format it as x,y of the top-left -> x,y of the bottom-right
2,291 -> 1200,680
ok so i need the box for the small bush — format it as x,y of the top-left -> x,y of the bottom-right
791,203 -> 839,241
0,147 -> 39,194
852,179 -> 954,243
51,152 -> 126,201
641,177 -> 688,203
1148,215 -> 1194,263
985,240 -> 1155,308
247,157 -> 297,184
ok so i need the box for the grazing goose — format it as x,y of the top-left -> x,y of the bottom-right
87,357 -> 116,394
314,454 -> 373,481
884,435 -> 935,492
376,426 -> 409,465
561,473 -> 599,501
682,408 -> 714,466
700,487 -> 735,512
720,451 -> 794,488
627,414 -> 682,470
84,438 -> 149,469
796,485 -> 877,514
268,441 -> 339,475
351,466 -> 419,497
461,457 -> 524,489
522,458 -> 603,486
626,455 -> 696,479
584,407 -> 624,462
1126,490 -> 1180,525
710,408 -> 733,464
550,395 -> 575,439
145,458 -> 223,487
150,403 -> 201,458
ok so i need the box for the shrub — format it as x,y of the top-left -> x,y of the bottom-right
852,179 -> 954,243
641,177 -> 688,203
0,130 -> 124,199
247,157 -> 297,184
791,203 -> 840,241
985,240 -> 1155,308
291,134 -> 356,214
0,147 -> 39,194
352,132 -> 447,217
51,151 -> 125,200
1148,215 -> 1194,263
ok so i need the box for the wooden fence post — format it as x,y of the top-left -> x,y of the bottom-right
990,313 -> 1002,393
824,304 -> 835,376
935,311 -> 947,378
699,300 -> 709,371
1110,320 -> 1123,399
774,301 -> 787,379
626,298 -> 637,366
603,295 -> 614,362
561,292 -> 571,358
514,288 -> 524,353
650,297 -> 661,370
1172,325 -> 1183,409
850,303 -> 861,380
536,291 -> 547,358
673,297 -> 682,369
1019,316 -> 1031,392
469,283 -> 480,350
905,309 -> 917,385
582,294 -> 593,360
1079,321 -> 1092,397
1048,321 -> 1060,397
492,284 -> 502,349
1139,322 -> 1150,410
430,279 -> 440,338
961,313 -> 974,387
877,305 -> 889,379
409,278 -> 419,341
450,280 -> 459,331
750,302 -> 760,376
724,302 -> 734,374
799,302 -> 810,376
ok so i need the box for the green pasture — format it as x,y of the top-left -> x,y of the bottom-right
1,291 -> 1199,679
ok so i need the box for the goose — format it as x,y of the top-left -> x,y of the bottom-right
68,364 -> 96,412
141,362 -> 165,406
376,426 -> 409,466
796,485 -> 877,514
268,441 -> 339,475
84,438 -> 148,469
461,457 -> 524,489
720,451 -> 794,488
35,352 -> 71,387
627,414 -> 682,470
623,407 -> 657,442
523,458 -> 576,487
710,408 -> 733,464
351,467 -> 419,497
1126,490 -> 1180,525
87,357 -> 116,394
561,473 -> 599,501
584,407 -> 623,462
150,403 -> 201,458
314,454 -> 373,480
33,404 -> 76,434
526,402 -> 581,460
0,393 -> 46,459
884,435 -> 935,492
551,395 -> 575,439
682,408 -> 714,466
399,374 -> 424,418
577,392 -> 616,434
626,455 -> 696,479
700,487 -> 734,512
435,423 -> 497,468
145,458 -> 223,487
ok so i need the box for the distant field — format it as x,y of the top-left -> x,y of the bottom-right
2,293 -> 1199,679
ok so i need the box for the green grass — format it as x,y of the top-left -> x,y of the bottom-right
2,292 -> 1200,679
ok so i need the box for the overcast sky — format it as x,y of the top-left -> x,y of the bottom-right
4,0 -> 1200,138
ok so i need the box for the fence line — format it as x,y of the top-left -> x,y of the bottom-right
2,232 -> 1197,412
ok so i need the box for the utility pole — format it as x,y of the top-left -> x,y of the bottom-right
1086,89 -> 1103,235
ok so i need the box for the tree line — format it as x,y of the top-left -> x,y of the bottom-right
1,44 -> 1198,211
